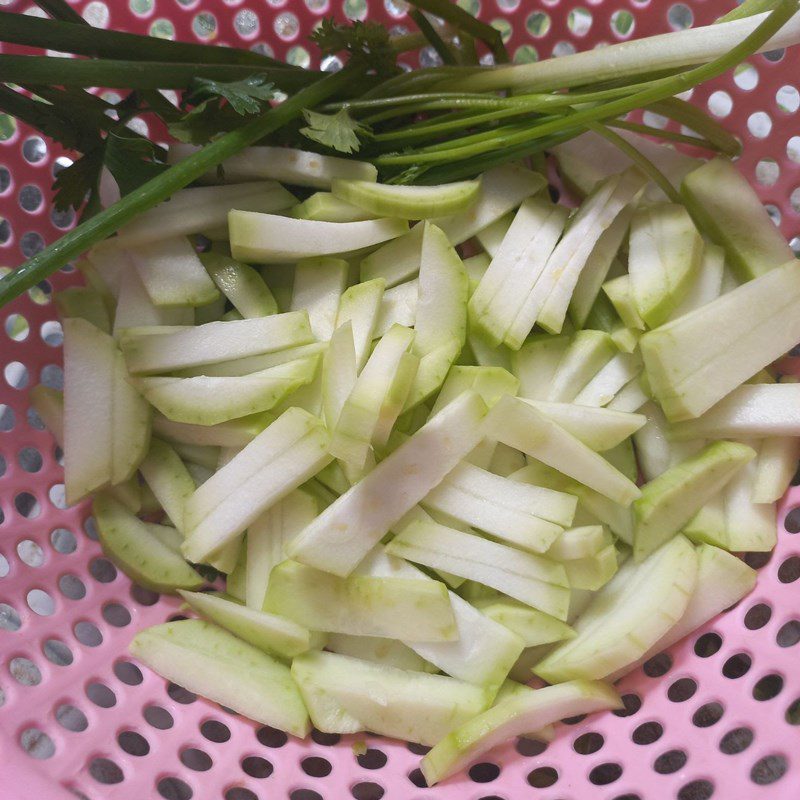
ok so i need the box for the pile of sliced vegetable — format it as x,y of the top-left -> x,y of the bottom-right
4,0 -> 800,787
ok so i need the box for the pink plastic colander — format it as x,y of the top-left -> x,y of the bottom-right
1,1 -> 799,798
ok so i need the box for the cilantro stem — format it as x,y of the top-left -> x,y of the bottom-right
0,55 -> 318,92
717,0 -> 784,23
585,121 -> 683,204
0,10 -> 290,69
411,130 -> 579,184
405,0 -> 509,63
434,4 -> 800,93
647,97 -> 741,156
33,0 -> 84,24
374,0 -> 797,166
607,119 -> 722,152
0,84 -> 98,151
0,67 -> 357,308
408,9 -> 458,65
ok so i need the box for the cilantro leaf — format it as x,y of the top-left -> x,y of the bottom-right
310,18 -> 399,77
103,130 -> 169,197
300,108 -> 369,154
52,147 -> 104,213
168,99 -> 249,145
185,74 -> 275,116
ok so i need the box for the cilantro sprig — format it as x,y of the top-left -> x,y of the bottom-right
300,109 -> 369,154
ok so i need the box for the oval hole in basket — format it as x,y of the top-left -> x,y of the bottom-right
468,762 -> 500,783
407,768 -> 428,789
667,678 -> 697,702
694,632 -> 722,658
613,693 -> 641,717
241,755 -> 273,779
654,749 -> 687,774
0,602 -> 22,632
59,574 -> 86,600
632,721 -> 663,745
86,682 -> 116,708
692,701 -> 725,728
516,736 -> 547,757
50,528 -> 77,554
202,719 -> 231,743
744,603 -> 772,629
88,757 -> 124,785
776,620 -> 800,647
225,790 -> 257,800
750,754 -> 788,785
527,766 -> 558,788
113,660 -> 142,685
74,621 -> 103,647
719,726 -> 754,755
43,639 -> 73,666
157,777 -> 193,800
589,762 -> 623,785
722,653 -> 751,679
351,782 -> 385,800
20,727 -> 55,759
56,703 -> 88,732
677,779 -> 714,800
357,748 -> 387,770
167,683 -> 196,704
753,674 -> 784,701
180,748 -> 212,771
10,656 -> 41,686
143,705 -> 173,730
302,756 -> 332,778
573,732 -> 604,754
119,730 -> 150,757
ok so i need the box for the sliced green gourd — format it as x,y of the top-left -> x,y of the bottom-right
608,543 -> 756,681
534,535 -> 698,682
229,212 -> 408,263
326,634 -> 437,672
291,191 -> 378,222
94,493 -> 203,592
290,257 -> 349,341
360,547 -> 523,691
287,392 -> 488,577
63,318 -> 150,503
473,598 -> 575,647
122,312 -> 313,375
420,680 -> 621,786
681,157 -> 795,281
431,164 -> 546,245
639,259 -> 800,421
387,520 -> 570,620
633,440 -> 756,560
130,618 -> 309,736
332,178 -> 480,219
245,489 -> 318,610
200,251 -> 277,317
669,384 -> 800,440
137,358 -> 318,426
130,236 -> 219,308
487,395 -> 640,506
169,142 -> 377,188
292,650 -> 491,744
55,286 -> 112,333
179,590 -> 310,659
115,181 -> 296,246
511,335 -> 570,401
264,560 -> 456,642
182,408 -> 332,564
335,278 -> 386,370
628,203 -> 704,328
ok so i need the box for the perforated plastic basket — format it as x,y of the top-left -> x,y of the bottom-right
1,1 -> 799,798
